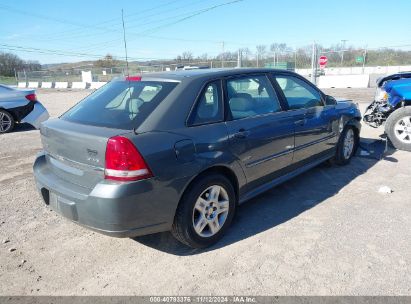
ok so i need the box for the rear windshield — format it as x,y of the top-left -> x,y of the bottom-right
61,80 -> 178,129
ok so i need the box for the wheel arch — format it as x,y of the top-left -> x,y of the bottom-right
345,117 -> 360,132
0,107 -> 18,121
179,165 -> 240,206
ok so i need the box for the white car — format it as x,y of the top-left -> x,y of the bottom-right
0,84 -> 49,133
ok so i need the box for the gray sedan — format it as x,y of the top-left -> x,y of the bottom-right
33,69 -> 361,248
0,84 -> 49,133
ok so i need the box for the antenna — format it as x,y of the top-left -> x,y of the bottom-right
121,9 -> 137,134
121,9 -> 130,77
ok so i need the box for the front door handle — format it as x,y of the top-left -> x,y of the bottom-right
233,129 -> 250,139
295,119 -> 306,126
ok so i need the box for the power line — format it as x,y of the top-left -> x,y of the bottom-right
4,0 -> 205,43
0,43 -> 169,61
1,0 -> 246,58
78,0 -> 245,53
56,0 -> 246,54
37,1 -> 212,47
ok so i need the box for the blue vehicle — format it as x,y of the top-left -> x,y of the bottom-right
364,72 -> 411,151
33,69 -> 361,248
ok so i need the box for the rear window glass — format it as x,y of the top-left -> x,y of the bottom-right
61,80 -> 178,129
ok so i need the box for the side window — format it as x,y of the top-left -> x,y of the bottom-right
190,80 -> 223,125
227,75 -> 281,120
139,85 -> 162,102
275,75 -> 323,110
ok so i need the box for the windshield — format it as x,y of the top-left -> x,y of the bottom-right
61,80 -> 178,129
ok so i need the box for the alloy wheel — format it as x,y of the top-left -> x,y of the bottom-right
394,115 -> 411,144
343,128 -> 355,160
192,185 -> 230,238
0,112 -> 12,133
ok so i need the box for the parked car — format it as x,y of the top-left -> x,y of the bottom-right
33,69 -> 361,248
0,84 -> 49,133
364,72 -> 411,151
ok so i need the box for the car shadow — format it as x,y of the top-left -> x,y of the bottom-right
133,138 -> 397,256
11,123 -> 36,133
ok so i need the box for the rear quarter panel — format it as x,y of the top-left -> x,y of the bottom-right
129,125 -> 246,216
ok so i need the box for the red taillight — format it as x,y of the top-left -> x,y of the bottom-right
25,93 -> 37,102
105,136 -> 153,181
125,76 -> 142,82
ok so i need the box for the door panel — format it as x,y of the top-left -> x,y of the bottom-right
293,106 -> 337,163
274,74 -> 338,164
226,112 -> 298,188
224,74 -> 297,188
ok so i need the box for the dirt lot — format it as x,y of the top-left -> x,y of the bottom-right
0,88 -> 410,295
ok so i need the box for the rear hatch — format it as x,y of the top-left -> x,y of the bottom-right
40,77 -> 178,189
40,119 -> 130,189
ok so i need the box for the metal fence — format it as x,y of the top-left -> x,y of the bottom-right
15,61 -> 241,84
10,44 -> 411,86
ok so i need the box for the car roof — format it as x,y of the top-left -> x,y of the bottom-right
136,68 -> 295,81
377,72 -> 411,87
0,84 -> 13,89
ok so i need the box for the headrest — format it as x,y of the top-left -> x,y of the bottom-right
229,97 -> 254,111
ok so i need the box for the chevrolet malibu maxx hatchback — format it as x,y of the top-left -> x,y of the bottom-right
33,69 -> 361,248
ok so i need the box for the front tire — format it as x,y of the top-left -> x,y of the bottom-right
0,110 -> 15,133
333,126 -> 358,165
385,107 -> 411,152
171,173 -> 236,248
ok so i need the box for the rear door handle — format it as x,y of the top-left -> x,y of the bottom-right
233,129 -> 250,139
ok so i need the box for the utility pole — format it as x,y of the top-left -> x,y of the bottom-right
362,46 -> 367,74
311,42 -> 317,84
221,41 -> 225,68
294,50 -> 297,71
237,49 -> 242,68
341,39 -> 348,66
14,68 -> 18,85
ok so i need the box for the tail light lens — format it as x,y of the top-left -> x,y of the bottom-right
25,93 -> 37,102
105,136 -> 153,181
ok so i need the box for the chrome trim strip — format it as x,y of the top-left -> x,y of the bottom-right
49,157 -> 84,176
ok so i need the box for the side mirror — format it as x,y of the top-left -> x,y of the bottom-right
325,95 -> 337,105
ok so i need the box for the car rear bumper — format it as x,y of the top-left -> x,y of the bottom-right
33,152 -> 179,238
7,101 -> 35,121
21,101 -> 49,129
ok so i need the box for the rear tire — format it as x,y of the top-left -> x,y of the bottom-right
171,173 -> 236,248
385,107 -> 411,152
0,109 -> 15,133
333,125 -> 358,165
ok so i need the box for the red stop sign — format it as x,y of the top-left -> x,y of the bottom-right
319,56 -> 328,68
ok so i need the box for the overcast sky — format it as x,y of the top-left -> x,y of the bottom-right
1,0 -> 411,64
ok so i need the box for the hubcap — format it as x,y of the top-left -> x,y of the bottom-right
394,116 -> 411,144
192,185 -> 230,238
0,112 -> 12,133
343,129 -> 355,159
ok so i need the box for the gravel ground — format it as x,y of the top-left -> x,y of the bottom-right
0,88 -> 410,295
